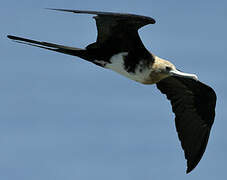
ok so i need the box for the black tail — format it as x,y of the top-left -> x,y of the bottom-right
7,35 -> 94,62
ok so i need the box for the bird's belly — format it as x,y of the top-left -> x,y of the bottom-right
105,52 -> 153,84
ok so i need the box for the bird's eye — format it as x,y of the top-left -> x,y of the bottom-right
165,66 -> 171,71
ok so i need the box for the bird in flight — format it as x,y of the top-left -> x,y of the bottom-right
7,9 -> 216,173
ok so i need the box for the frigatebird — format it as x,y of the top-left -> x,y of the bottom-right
7,9 -> 216,173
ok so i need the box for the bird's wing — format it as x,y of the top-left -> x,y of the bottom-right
48,9 -> 155,59
156,76 -> 216,173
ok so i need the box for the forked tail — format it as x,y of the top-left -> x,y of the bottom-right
7,35 -> 94,62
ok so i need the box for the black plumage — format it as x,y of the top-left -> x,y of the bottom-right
157,76 -> 216,173
7,9 -> 217,173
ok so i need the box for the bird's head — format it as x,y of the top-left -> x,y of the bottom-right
151,56 -> 198,82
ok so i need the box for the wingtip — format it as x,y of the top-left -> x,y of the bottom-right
45,8 -> 156,24
186,165 -> 195,174
186,168 -> 191,174
45,8 -> 72,12
45,8 -> 60,11
45,8 -> 59,11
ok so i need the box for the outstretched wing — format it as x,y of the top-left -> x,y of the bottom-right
156,76 -> 216,173
49,9 -> 155,59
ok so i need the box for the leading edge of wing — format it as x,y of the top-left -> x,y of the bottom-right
46,8 -> 156,24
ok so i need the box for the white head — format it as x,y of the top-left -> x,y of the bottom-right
151,56 -> 198,82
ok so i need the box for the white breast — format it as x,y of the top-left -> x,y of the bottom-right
105,52 -> 151,83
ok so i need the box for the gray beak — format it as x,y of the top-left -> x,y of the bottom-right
169,69 -> 199,81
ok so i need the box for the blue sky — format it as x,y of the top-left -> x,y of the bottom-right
1,0 -> 227,180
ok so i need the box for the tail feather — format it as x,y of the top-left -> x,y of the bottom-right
7,35 -> 94,61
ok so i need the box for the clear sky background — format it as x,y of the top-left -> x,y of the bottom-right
1,0 -> 227,180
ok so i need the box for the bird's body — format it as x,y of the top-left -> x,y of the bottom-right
7,9 -> 216,173
103,52 -> 161,84
104,53 -> 192,84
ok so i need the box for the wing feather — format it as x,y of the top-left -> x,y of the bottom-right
156,76 -> 216,173
48,8 -> 155,60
